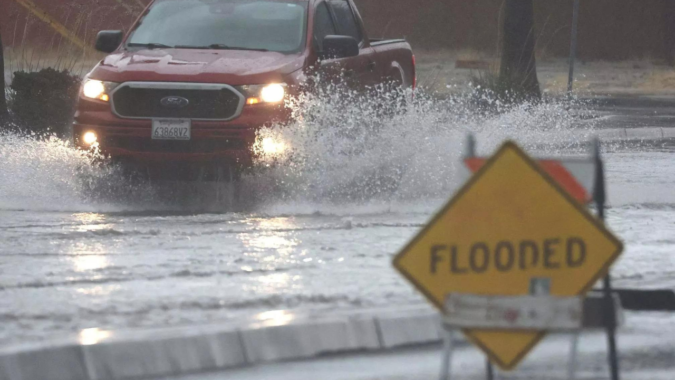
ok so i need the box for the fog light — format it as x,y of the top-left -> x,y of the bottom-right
261,137 -> 286,155
82,131 -> 98,146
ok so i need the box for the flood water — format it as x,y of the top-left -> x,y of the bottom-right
1,93 -> 674,345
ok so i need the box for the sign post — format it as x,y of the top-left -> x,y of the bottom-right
593,138 -> 620,380
393,138 -> 623,373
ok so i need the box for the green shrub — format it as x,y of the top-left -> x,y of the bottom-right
9,68 -> 80,137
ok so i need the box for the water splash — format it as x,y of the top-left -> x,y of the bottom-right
252,85 -> 596,206
0,132 -> 108,211
0,87 -> 596,213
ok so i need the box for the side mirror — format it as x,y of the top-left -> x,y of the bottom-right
95,30 -> 123,53
321,35 -> 359,59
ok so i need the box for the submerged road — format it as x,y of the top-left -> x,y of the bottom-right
0,98 -> 674,348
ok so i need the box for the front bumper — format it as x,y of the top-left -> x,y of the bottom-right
74,102 -> 290,167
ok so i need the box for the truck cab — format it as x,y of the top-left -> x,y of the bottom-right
75,0 -> 414,180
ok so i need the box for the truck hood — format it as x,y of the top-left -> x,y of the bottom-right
90,48 -> 307,85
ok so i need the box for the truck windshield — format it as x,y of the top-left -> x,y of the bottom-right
127,0 -> 308,53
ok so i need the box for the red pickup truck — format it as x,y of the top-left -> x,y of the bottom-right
75,0 -> 414,180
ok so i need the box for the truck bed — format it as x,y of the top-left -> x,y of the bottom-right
369,38 -> 407,47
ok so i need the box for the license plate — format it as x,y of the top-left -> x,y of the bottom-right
152,119 -> 191,140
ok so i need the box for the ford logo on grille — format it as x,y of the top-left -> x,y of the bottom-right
160,96 -> 190,109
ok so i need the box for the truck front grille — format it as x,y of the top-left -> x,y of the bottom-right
111,83 -> 244,120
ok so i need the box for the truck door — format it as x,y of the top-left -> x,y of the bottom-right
328,0 -> 378,88
313,0 -> 378,90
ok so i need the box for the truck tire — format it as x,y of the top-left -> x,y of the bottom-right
379,76 -> 407,117
213,164 -> 244,212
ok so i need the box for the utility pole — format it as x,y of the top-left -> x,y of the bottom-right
0,29 -> 8,120
567,0 -> 580,94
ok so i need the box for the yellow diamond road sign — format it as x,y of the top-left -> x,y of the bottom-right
393,141 -> 623,370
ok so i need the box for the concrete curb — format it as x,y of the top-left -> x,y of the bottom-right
0,307 -> 444,380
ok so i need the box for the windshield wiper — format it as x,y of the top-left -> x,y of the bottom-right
175,44 -> 269,52
127,42 -> 174,49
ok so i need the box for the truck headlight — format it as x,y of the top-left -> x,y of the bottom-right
240,83 -> 286,105
82,79 -> 119,102
260,84 -> 285,103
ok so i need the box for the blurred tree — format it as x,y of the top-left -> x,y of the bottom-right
500,0 -> 540,100
0,30 -> 7,119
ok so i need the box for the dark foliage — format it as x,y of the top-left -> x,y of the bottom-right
9,68 -> 80,136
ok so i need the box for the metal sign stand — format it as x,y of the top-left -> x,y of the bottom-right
486,360 -> 495,380
439,324 -> 584,380
438,135 -> 621,380
593,138 -> 621,380
439,328 -> 498,380
437,135 -> 490,380
439,327 -> 453,380
568,332 -> 580,380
